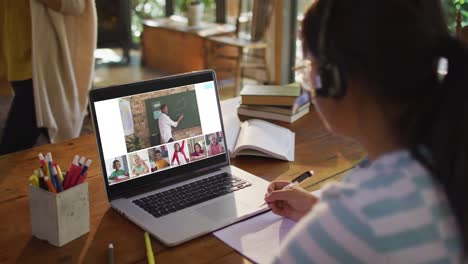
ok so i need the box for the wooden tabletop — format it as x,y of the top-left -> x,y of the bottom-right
0,108 -> 366,263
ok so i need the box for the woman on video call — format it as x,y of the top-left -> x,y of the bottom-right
265,0 -> 467,262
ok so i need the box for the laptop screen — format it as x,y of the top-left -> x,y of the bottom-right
90,71 -> 229,199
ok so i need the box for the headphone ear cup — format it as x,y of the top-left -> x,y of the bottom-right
316,63 -> 345,98
330,65 -> 345,97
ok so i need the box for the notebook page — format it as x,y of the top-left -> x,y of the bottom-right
213,190 -> 321,263
220,97 -> 242,154
235,119 -> 294,161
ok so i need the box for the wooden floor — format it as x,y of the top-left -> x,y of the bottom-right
0,48 -> 238,146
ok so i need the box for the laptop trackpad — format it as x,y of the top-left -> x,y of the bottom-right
195,197 -> 249,222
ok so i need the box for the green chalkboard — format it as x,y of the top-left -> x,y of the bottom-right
145,90 -> 201,145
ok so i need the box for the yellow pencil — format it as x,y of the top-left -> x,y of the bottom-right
45,161 -> 50,177
144,232 -> 155,264
56,164 -> 64,182
29,175 -> 39,187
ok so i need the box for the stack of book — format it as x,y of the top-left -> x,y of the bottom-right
238,83 -> 310,123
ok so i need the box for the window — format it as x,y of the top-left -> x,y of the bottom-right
295,0 -> 315,81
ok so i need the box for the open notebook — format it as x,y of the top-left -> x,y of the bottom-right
221,98 -> 295,161
214,190 -> 322,263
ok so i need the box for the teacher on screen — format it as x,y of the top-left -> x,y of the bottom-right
158,104 -> 184,144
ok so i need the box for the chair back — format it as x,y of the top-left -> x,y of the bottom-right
456,10 -> 468,46
250,0 -> 274,41
234,0 -> 274,42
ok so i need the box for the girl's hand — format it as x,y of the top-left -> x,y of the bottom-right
264,181 -> 319,221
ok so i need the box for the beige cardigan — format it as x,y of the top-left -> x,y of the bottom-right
30,0 -> 96,143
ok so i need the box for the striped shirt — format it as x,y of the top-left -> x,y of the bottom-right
272,150 -> 462,263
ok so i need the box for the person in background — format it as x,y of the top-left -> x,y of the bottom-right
208,134 -> 224,156
108,160 -> 129,181
131,154 -> 149,176
0,0 -> 96,155
158,104 -> 184,144
190,142 -> 206,160
265,0 -> 467,262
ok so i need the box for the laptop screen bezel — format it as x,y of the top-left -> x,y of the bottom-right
89,70 -> 230,201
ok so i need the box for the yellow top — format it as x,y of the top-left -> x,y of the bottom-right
0,0 -> 32,81
155,159 -> 169,170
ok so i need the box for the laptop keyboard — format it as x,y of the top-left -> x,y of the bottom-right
132,172 -> 252,218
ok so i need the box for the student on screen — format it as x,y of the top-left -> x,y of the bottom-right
208,134 -> 224,156
149,149 -> 169,172
108,160 -> 129,180
158,104 -> 184,143
171,141 -> 189,166
190,143 -> 206,161
264,0 -> 468,262
152,149 -> 169,170
131,154 -> 149,176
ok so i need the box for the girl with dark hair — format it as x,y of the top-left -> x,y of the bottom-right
171,141 -> 189,166
190,143 -> 206,161
264,0 -> 467,262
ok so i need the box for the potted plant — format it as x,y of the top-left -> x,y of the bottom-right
185,0 -> 204,26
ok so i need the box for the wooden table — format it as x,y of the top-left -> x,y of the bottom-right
141,16 -> 235,75
0,108 -> 366,263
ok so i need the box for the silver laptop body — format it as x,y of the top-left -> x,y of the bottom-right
89,70 -> 269,246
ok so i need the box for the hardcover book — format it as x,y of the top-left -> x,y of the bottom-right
237,105 -> 309,123
240,83 -> 301,106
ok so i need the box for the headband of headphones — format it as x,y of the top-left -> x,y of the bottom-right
315,0 -> 346,98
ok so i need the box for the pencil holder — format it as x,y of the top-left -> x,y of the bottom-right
28,182 -> 90,247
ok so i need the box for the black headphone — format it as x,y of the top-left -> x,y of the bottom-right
315,0 -> 346,98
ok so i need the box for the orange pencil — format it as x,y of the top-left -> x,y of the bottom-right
44,176 -> 57,194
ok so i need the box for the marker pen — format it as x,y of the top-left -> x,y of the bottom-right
261,170 -> 315,207
54,163 -> 64,182
46,153 -> 57,189
38,153 -> 48,175
64,155 -> 80,190
44,176 -> 57,194
38,169 -> 47,190
52,166 -> 63,192
72,159 -> 92,187
68,155 -> 79,173
78,156 -> 86,167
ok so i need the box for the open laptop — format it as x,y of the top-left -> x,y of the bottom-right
89,70 -> 270,246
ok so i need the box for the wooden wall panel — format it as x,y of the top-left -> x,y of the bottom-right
142,25 -> 205,74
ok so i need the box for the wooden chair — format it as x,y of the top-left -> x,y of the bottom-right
207,0 -> 275,95
456,10 -> 468,46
